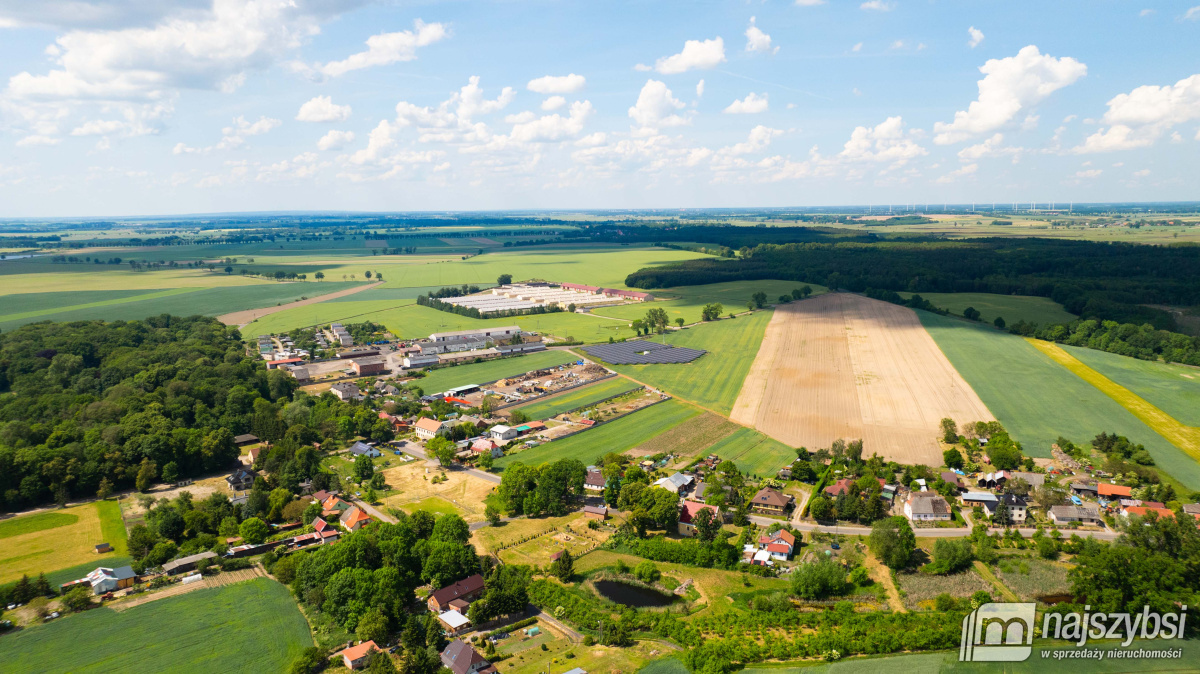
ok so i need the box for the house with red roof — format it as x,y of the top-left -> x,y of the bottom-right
745,529 -> 796,561
677,501 -> 720,537
339,506 -> 373,531
1097,483 -> 1133,499
337,641 -> 379,670
824,477 -> 886,497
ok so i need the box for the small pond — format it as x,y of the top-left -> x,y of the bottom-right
594,580 -> 678,608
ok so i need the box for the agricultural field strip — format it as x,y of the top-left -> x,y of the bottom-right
631,412 -> 740,457
703,427 -> 796,477
1064,345 -> 1200,426
0,287 -> 198,322
1026,339 -> 1200,461
417,350 -> 579,394
0,501 -> 127,585
514,376 -> 642,419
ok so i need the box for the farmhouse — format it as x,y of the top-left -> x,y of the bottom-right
1097,483 -> 1132,500
489,424 -> 518,442
678,501 -> 719,537
1122,505 -> 1175,521
62,565 -> 137,595
427,574 -> 486,612
441,640 -> 497,674
652,473 -> 694,495
824,476 -> 885,496
984,493 -> 1028,524
903,493 -> 952,523
337,641 -> 378,671
331,382 -> 363,401
416,417 -> 451,440
348,441 -> 381,458
1049,505 -> 1102,526
471,438 -> 502,458
233,433 -> 260,446
226,467 -> 256,491
750,487 -> 793,515
584,468 -> 606,492
340,506 -> 373,531
162,551 -> 218,575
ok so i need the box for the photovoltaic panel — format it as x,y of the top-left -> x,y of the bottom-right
581,340 -> 706,365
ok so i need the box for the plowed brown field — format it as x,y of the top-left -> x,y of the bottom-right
731,293 -> 993,464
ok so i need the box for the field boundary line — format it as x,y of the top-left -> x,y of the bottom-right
218,280 -> 384,327
973,561 -> 1019,603
0,287 -> 199,323
1025,338 -> 1200,461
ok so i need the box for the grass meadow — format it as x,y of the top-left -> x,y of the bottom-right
0,500 -> 129,585
992,558 -> 1071,603
0,578 -> 312,674
494,399 -> 700,470
416,350 -> 578,394
917,312 -> 1200,489
704,427 -> 796,478
631,412 -> 740,459
896,568 -> 992,610
591,280 -> 828,323
1064,345 -> 1200,426
515,377 -> 642,420
898,292 -> 1076,327
611,309 -> 774,415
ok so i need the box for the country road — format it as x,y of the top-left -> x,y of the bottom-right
750,515 -> 1120,541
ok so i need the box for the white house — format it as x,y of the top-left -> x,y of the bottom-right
330,382 -> 362,401
415,417 -> 450,440
490,425 -> 518,442
903,493 -> 952,523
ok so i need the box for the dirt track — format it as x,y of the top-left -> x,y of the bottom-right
217,281 -> 381,327
731,293 -> 993,465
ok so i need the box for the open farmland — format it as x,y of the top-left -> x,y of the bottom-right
514,376 -> 641,420
918,312 -> 1200,489
0,500 -> 128,585
591,280 -> 828,323
628,412 -> 740,459
703,426 -> 796,477
1064,345 -> 1200,426
416,350 -> 577,394
611,309 -> 774,415
494,399 -> 700,470
897,292 -> 1076,327
731,294 -> 994,465
0,578 -> 312,674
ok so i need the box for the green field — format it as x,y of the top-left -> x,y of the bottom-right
703,426 -> 796,477
1064,346 -> 1200,426
0,282 -> 359,331
416,350 -> 578,394
918,312 -> 1200,489
0,512 -> 79,539
592,280 -> 828,323
0,499 -> 129,585
609,309 -> 774,415
494,399 -> 700,470
0,578 -> 313,674
514,377 -> 642,420
898,292 -> 1077,327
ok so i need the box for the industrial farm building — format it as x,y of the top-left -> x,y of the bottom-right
438,282 -> 654,315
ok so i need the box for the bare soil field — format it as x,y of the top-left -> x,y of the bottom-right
731,293 -> 993,465
380,460 -> 498,523
217,281 -> 382,327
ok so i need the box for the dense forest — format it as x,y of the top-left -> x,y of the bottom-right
0,316 -> 299,510
624,236 -> 1200,330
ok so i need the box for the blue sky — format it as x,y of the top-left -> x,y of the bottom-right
1,0 -> 1198,216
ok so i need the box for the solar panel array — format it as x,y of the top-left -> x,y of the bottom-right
581,340 -> 707,365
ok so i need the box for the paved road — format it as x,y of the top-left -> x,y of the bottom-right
399,443 -> 501,484
749,516 -> 1120,541
531,605 -> 583,642
469,517 -> 515,532
351,497 -> 397,524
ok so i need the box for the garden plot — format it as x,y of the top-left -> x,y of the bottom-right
732,293 -> 993,465
991,557 -> 1071,603
895,568 -> 993,610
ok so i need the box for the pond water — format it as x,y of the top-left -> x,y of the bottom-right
593,579 -> 678,608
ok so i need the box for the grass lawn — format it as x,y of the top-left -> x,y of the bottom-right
380,460 -> 497,523
704,426 -> 797,478
514,377 -> 642,420
0,500 -> 129,585
0,577 -> 312,674
398,495 -> 462,517
1064,345 -> 1200,426
496,631 -> 663,674
917,312 -> 1200,489
477,512 -> 611,565
494,399 -> 700,470
610,309 -> 774,415
416,350 -> 578,394
898,292 -> 1076,327
1028,339 -> 1200,465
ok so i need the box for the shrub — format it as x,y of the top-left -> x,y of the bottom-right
791,559 -> 849,600
934,593 -> 957,612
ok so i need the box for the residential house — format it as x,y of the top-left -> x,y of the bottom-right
321,495 -> 353,518
940,472 -> 965,492
338,641 -> 378,671
750,530 -> 796,561
311,489 -> 334,504
340,506 -> 373,531
438,610 -> 472,636
331,382 -> 363,401
161,551 -> 218,575
471,438 -> 502,458
824,476 -> 885,497
961,492 -> 998,508
247,445 -> 266,465
1097,483 -> 1133,500
66,566 -> 137,595
904,493 -> 952,523
233,433 -> 260,446
677,501 -> 719,537
427,574 -> 486,612
652,473 -> 694,495
691,482 -> 712,502
348,441 -> 382,458
984,493 -> 1028,524
750,487 -> 793,516
440,640 -> 497,674
489,424 -> 518,442
584,468 -> 606,492
583,505 -> 608,520
416,417 -> 450,440
1049,505 -> 1102,526
1182,504 -> 1200,517
311,517 -> 341,544
226,467 -> 256,491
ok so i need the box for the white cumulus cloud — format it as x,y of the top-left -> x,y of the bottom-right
654,37 -> 726,74
509,101 -> 594,142
724,92 -> 769,114
696,80 -> 705,98
526,74 -> 586,94
296,95 -> 351,122
933,45 -> 1087,144
860,1 -> 893,11
541,96 -> 566,111
839,116 -> 927,164
317,129 -> 355,151
745,17 -> 779,54
628,79 -> 690,128
315,20 -> 447,78
1073,73 -> 1200,152
968,26 -> 985,48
